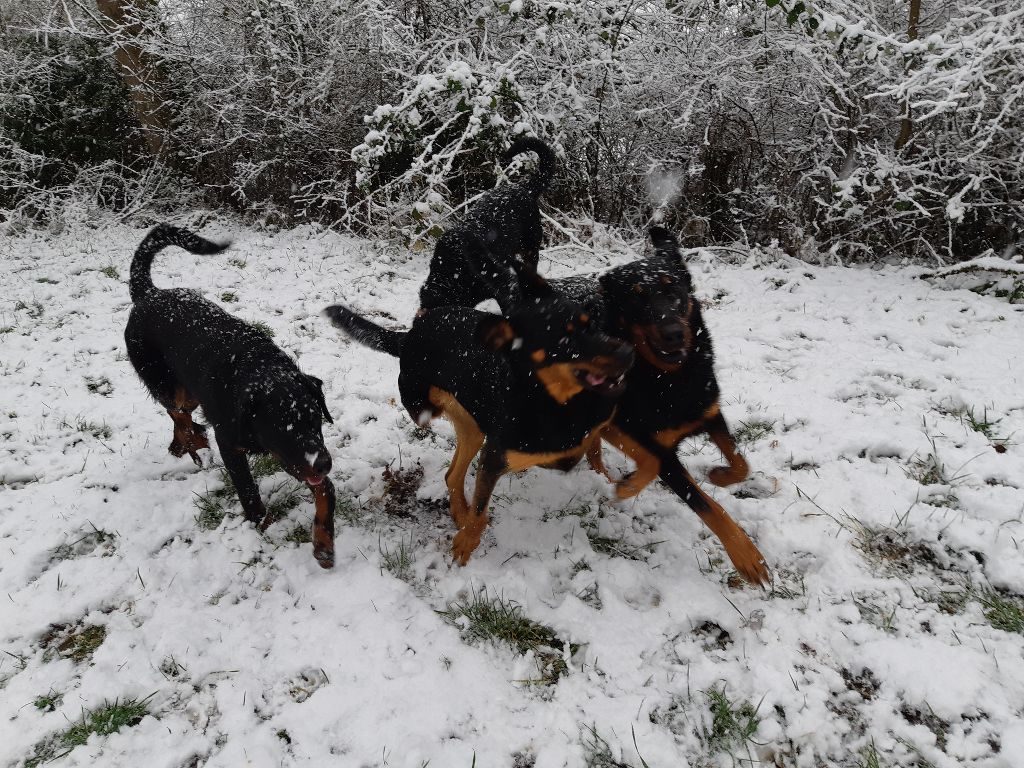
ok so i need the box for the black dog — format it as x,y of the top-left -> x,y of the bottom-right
418,137 -> 556,311
326,272 -> 633,564
552,227 -> 767,584
124,224 -> 338,567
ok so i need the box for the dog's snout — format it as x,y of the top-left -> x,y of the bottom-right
311,450 -> 332,476
659,323 -> 686,349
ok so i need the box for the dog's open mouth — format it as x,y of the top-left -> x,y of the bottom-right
575,368 -> 627,395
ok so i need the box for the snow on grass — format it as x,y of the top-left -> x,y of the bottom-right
1,221 -> 1023,767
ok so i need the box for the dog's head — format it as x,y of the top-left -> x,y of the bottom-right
477,281 -> 634,404
241,373 -> 334,486
598,226 -> 696,371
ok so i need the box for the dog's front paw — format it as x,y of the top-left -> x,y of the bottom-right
451,514 -> 488,566
708,462 -> 749,487
313,542 -> 335,569
614,474 -> 644,500
723,531 -> 769,587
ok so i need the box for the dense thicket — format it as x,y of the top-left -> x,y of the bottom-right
1,0 -> 1021,262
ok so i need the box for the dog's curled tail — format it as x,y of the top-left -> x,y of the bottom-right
324,305 -> 405,358
504,137 -> 556,193
130,223 -> 230,303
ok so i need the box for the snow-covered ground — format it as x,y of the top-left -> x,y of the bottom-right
1,222 -> 1023,768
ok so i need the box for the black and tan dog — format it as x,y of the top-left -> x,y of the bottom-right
418,137 -> 556,311
124,224 -> 338,567
326,272 -> 633,564
553,227 -> 768,584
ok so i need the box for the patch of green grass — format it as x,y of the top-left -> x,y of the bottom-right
62,417 -> 112,441
98,265 -> 119,280
701,686 -> 762,756
35,277 -> 59,284
284,522 -> 312,545
335,494 -> 362,525
194,455 -> 300,530
228,257 -> 247,269
84,375 -> 113,397
25,696 -> 151,767
976,587 -> 1024,634
51,524 -> 117,562
380,536 -> 416,582
583,523 -> 657,561
33,689 -> 63,712
42,624 -> 107,664
581,724 -> 632,767
14,299 -> 44,318
962,406 -> 1001,440
438,591 -> 575,685
193,485 -> 233,531
220,291 -> 238,303
247,320 -> 275,338
734,418 -> 775,444
860,740 -> 883,768
0,326 -> 14,334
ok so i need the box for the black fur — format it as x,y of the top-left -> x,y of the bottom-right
418,137 -> 557,310
124,224 -> 337,565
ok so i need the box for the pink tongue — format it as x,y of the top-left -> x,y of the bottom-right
585,373 -> 607,387
307,476 -> 324,486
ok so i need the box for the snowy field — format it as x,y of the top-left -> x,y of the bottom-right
1,221 -> 1023,768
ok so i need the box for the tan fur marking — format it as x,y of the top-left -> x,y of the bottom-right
531,349 -> 547,363
311,483 -> 334,569
599,424 -> 662,499
167,386 -> 208,462
598,423 -> 768,584
683,469 -> 768,585
429,387 -> 484,526
504,419 -> 610,474
534,363 -> 584,404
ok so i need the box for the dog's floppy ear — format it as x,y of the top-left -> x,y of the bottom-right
305,374 -> 333,425
476,315 -> 517,351
649,226 -> 681,260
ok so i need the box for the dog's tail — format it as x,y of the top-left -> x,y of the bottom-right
648,225 -> 681,258
324,304 -> 405,358
130,223 -> 230,303
504,137 -> 556,194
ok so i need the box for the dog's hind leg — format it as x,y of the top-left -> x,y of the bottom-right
216,438 -> 266,525
125,324 -> 208,465
704,409 -> 750,487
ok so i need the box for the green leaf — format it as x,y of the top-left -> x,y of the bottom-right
787,2 -> 805,25
765,0 -> 781,7
807,17 -> 819,30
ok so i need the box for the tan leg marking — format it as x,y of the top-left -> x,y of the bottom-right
429,387 -> 484,528
167,387 -> 208,465
681,467 -> 768,585
704,405 -> 750,487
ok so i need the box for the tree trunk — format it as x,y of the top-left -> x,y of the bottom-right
96,0 -> 167,157
894,0 -> 922,150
